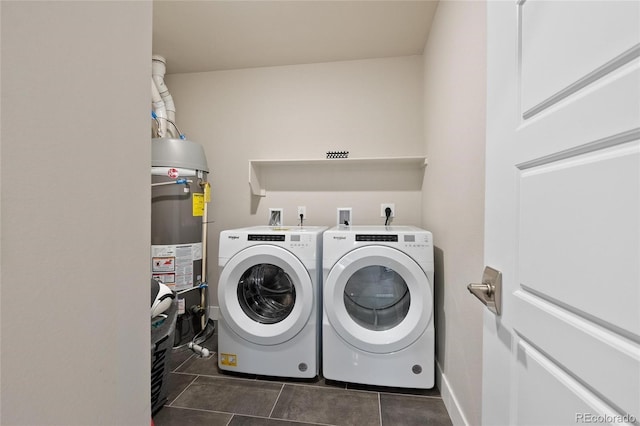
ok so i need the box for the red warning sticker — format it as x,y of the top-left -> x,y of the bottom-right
167,168 -> 179,179
152,257 -> 175,273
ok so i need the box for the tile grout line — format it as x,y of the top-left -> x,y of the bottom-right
379,391 -> 443,400
229,412 -> 335,426
166,404 -> 234,417
268,382 -> 285,419
378,392 -> 383,426
224,413 -> 234,426
184,372 -> 260,384
166,374 -> 199,407
180,368 -> 444,399
171,352 -> 195,373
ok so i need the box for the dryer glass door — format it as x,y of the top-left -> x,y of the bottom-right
237,263 -> 295,324
343,265 -> 410,331
324,245 -> 432,354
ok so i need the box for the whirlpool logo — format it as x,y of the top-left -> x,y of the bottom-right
227,235 -> 240,240
332,236 -> 347,240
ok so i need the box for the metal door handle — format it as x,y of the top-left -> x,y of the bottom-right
467,266 -> 502,316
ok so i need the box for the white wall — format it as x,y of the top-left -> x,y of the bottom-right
1,2 -> 152,424
165,56 -> 425,305
422,1 -> 486,425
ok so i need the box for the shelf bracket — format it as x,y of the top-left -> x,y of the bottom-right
249,162 -> 266,197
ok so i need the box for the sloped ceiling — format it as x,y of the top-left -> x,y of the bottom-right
153,1 -> 439,74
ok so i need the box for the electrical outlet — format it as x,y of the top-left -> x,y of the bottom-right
337,208 -> 352,226
268,208 -> 283,226
380,203 -> 395,218
297,206 -> 307,219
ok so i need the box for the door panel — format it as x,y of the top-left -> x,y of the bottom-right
484,1 -> 640,424
518,142 -> 640,335
520,1 -> 639,116
514,291 -> 639,420
515,339 -> 626,426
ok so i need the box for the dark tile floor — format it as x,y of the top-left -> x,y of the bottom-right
153,328 -> 452,426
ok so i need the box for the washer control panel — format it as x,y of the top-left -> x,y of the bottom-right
247,234 -> 286,242
246,233 -> 314,248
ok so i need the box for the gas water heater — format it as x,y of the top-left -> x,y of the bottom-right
151,137 -> 209,329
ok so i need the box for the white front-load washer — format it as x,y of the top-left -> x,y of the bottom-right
323,225 -> 434,388
217,226 -> 326,378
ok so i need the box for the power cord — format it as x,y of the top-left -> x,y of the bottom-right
299,213 -> 304,227
384,207 -> 392,226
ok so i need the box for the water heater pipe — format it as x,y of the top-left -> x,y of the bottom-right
151,179 -> 192,188
152,55 -> 177,138
200,182 -> 208,331
151,79 -> 167,137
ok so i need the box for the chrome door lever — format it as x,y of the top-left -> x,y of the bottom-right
467,266 -> 502,315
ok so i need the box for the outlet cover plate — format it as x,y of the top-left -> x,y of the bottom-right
380,203 -> 395,218
269,208 -> 283,226
337,207 -> 352,226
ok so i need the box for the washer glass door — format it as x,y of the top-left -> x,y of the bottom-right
324,245 -> 432,354
237,263 -> 296,324
219,245 -> 313,345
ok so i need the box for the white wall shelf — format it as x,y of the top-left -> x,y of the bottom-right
249,156 -> 428,196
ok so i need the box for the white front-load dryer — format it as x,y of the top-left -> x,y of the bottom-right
217,226 -> 326,378
322,225 -> 434,388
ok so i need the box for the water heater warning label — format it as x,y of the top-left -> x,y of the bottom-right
192,193 -> 204,217
152,273 -> 175,284
151,243 -> 202,291
152,257 -> 175,272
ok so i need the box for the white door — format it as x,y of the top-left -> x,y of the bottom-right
482,1 -> 640,425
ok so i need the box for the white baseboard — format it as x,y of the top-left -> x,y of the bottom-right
436,361 -> 470,426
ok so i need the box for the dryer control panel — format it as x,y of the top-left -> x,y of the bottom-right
356,234 -> 398,242
323,226 -> 433,272
248,234 -> 286,242
400,233 -> 431,249
353,233 -> 430,249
